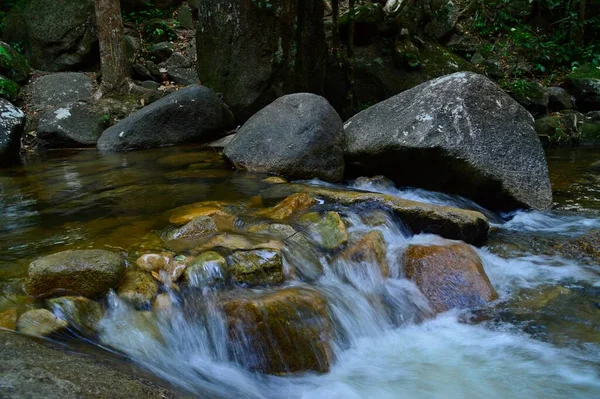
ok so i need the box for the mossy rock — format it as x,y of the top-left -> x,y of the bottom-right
0,41 -> 30,83
508,80 -> 549,118
0,76 -> 19,101
184,251 -> 228,287
298,211 -> 348,251
227,249 -> 284,287
535,111 -> 584,146
25,250 -> 125,299
47,296 -> 104,337
566,64 -> 600,113
221,287 -> 332,374
552,230 -> 600,262
581,121 -> 600,144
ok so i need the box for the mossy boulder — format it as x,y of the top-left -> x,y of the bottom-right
393,37 -> 421,69
402,243 -> 498,313
257,193 -> 317,220
262,184 -> 489,245
17,309 -> 68,337
25,250 -> 125,298
298,211 -> 349,251
227,249 -> 284,287
535,111 -> 585,146
136,253 -> 187,283
221,287 -> 332,374
0,42 -> 29,83
0,75 -> 19,101
566,64 -> 600,112
2,0 -> 98,71
184,251 -> 228,287
47,296 -> 104,337
117,270 -> 160,309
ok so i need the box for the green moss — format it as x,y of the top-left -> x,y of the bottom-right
568,64 -> 600,80
581,122 -> 600,141
0,76 -> 19,101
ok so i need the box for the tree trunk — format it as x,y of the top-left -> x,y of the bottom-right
94,0 -> 129,92
575,0 -> 586,46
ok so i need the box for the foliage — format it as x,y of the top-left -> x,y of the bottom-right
123,3 -> 180,42
470,0 -> 600,75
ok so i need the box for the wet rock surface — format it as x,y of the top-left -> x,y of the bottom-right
25,250 -> 125,298
402,243 -> 498,313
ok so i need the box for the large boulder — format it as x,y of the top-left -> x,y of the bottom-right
25,249 -> 125,298
402,243 -> 498,313
0,331 -> 180,398
2,0 -> 98,71
221,287 -> 332,374
97,85 -> 235,151
0,98 -> 25,165
27,73 -> 94,110
344,72 -> 552,211
224,93 -> 344,182
196,0 -> 326,122
37,102 -> 104,148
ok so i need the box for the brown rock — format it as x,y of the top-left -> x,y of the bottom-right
228,249 -> 284,287
0,308 -> 18,330
117,270 -> 160,308
337,231 -> 389,278
257,193 -> 317,220
262,184 -> 489,245
17,309 -> 68,337
402,243 -> 498,313
298,211 -> 348,250
221,288 -> 332,374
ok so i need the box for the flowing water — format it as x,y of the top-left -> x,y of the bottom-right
1,146 -> 599,398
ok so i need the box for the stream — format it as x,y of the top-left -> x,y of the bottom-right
1,146 -> 599,398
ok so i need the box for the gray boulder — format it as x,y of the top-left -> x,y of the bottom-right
0,98 -> 25,165
2,0 -> 98,71
509,80 -> 549,118
97,85 -> 235,151
28,73 -> 94,110
0,331 -> 181,399
344,72 -> 552,211
224,93 -> 345,182
196,0 -> 326,122
37,102 -> 104,148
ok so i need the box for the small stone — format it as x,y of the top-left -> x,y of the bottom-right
263,176 -> 288,184
0,308 -> 18,330
17,309 -> 68,337
149,42 -> 174,63
337,231 -> 389,279
153,293 -> 174,313
164,216 -> 218,241
184,251 -> 228,287
47,296 -> 104,337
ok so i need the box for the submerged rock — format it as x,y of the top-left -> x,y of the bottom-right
97,85 -> 235,151
221,287 -> 332,374
227,249 -> 284,287
402,243 -> 498,313
47,296 -> 104,337
257,193 -> 317,220
262,184 -> 489,245
224,93 -> 345,182
25,249 -> 125,298
0,98 -> 25,165
298,211 -> 349,250
552,230 -> 600,262
344,72 -> 552,211
163,215 -> 218,241
17,309 -> 68,337
117,270 -> 160,309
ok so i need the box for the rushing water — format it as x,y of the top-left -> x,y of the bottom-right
1,146 -> 599,398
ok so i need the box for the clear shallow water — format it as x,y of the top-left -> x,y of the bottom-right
1,146 -> 599,398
